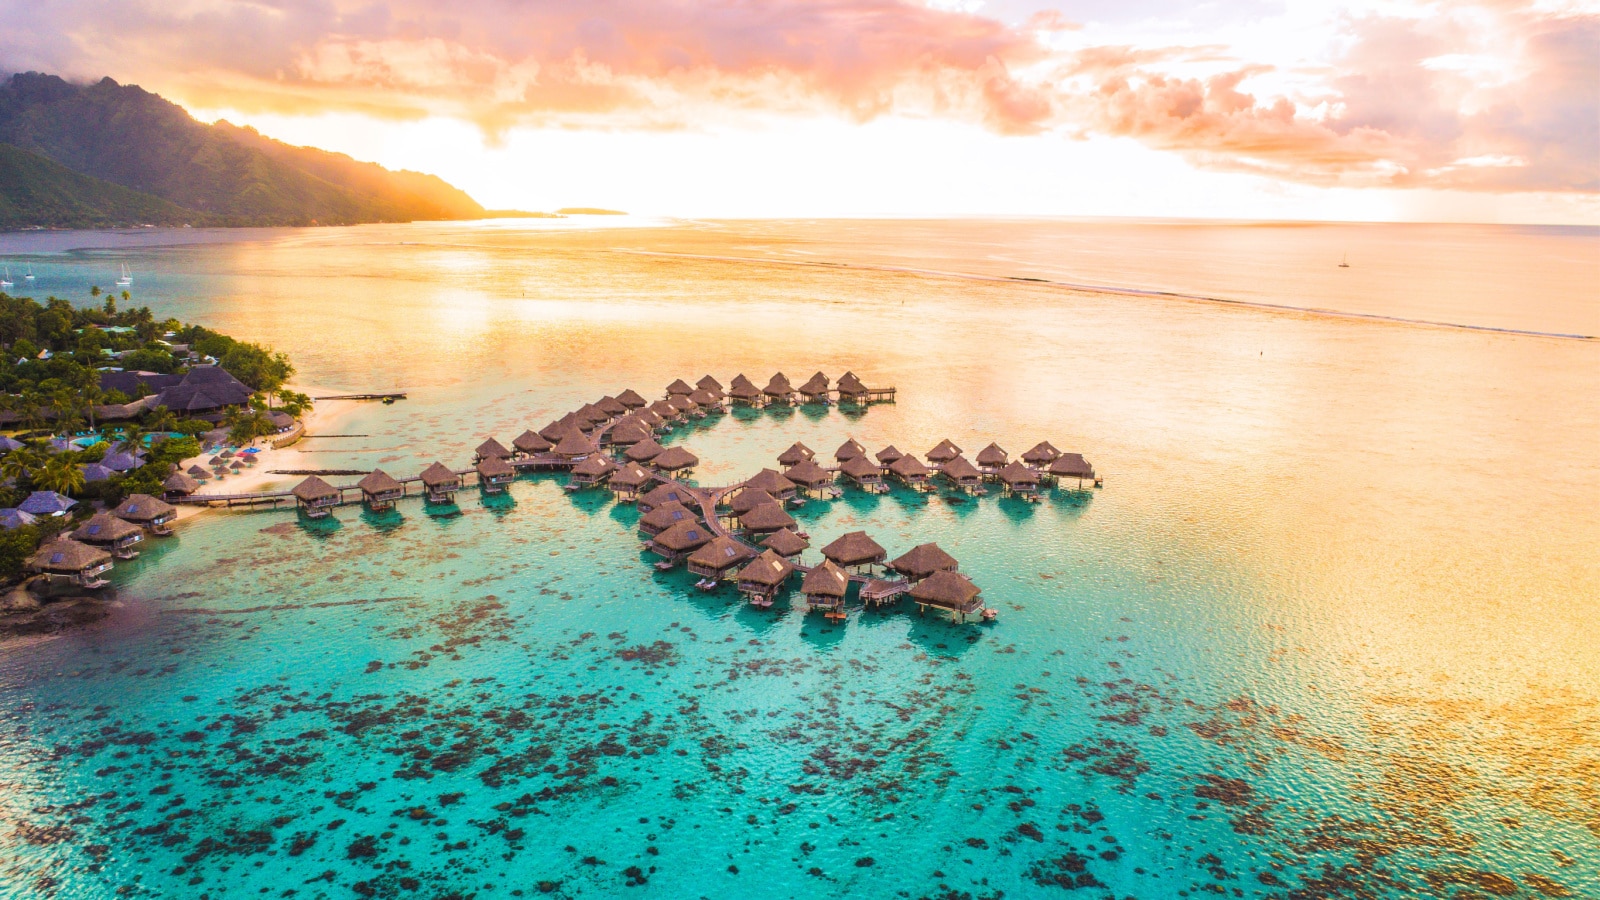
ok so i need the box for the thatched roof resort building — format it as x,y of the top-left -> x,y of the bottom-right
647,519 -> 712,565
782,459 -> 833,496
513,429 -> 553,456
1047,452 -> 1098,486
976,442 -> 1009,473
73,512 -> 144,559
890,542 -> 959,582
161,472 -> 200,502
638,482 -> 693,513
477,456 -> 517,493
420,463 -> 462,504
608,461 -> 655,501
737,549 -> 795,605
625,438 -> 666,463
821,530 -> 887,574
616,388 -> 649,409
941,455 -> 983,492
114,494 -> 177,535
798,372 -> 830,403
28,538 -> 113,588
743,468 -> 798,502
761,528 -> 809,558
687,535 -> 757,581
639,500 -> 697,536
651,446 -> 699,474
910,570 -> 986,623
840,455 -> 885,492
293,476 -> 340,518
738,501 -> 797,535
835,438 -> 866,463
474,437 -> 512,464
728,377 -> 763,407
358,469 -> 405,510
777,442 -> 815,468
569,454 -> 616,488
801,559 -> 850,618
888,454 -> 932,488
1021,441 -> 1062,467
927,439 -> 963,464
997,461 -> 1041,498
763,373 -> 797,405
666,378 -> 695,397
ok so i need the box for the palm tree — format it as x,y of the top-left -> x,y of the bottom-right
17,390 -> 46,433
116,421 -> 145,452
35,457 -> 83,496
80,384 -> 105,433
1,448 -> 42,484
146,405 -> 176,434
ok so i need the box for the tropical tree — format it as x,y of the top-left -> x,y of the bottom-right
145,405 -> 177,434
35,457 -> 84,496
1,448 -> 42,485
16,390 -> 46,433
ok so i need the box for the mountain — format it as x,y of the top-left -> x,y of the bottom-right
0,72 -> 487,227
0,143 -> 202,229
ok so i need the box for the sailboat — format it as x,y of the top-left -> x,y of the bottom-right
23,265 -> 34,281
0,267 -> 12,289
116,263 -> 132,287
1338,253 -> 1350,268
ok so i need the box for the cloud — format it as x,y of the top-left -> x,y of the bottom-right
1,0 -> 1593,192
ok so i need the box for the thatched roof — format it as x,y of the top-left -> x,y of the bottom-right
688,535 -> 756,571
666,378 -> 695,396
596,396 -> 628,416
538,417 -> 577,442
889,455 -> 931,478
976,442 -> 1008,467
1021,441 -> 1062,464
890,542 -> 959,580
941,456 -> 981,481
358,468 -> 404,494
688,389 -> 720,407
909,569 -> 983,612
634,407 -> 664,427
293,475 -> 340,502
555,431 -> 601,457
739,501 -> 796,533
571,454 -> 616,478
729,373 -> 757,390
738,549 -> 795,587
777,442 -> 815,466
798,372 -> 829,394
668,394 -> 697,412
841,456 -> 881,480
652,519 -> 712,552
697,375 -> 724,392
29,538 -> 111,574
640,500 -> 696,532
761,528 -> 809,556
639,482 -> 692,509
625,438 -> 666,462
821,530 -> 886,567
652,446 -> 699,471
609,461 -> 654,490
514,429 -> 553,453
997,461 -> 1039,488
730,488 -> 776,516
162,472 -> 200,495
927,439 -> 963,462
575,403 -> 609,426
649,400 -> 679,419
783,458 -> 833,488
801,559 -> 849,597
836,371 -> 867,393
763,372 -> 794,395
875,445 -> 904,465
835,438 -> 866,462
74,512 -> 142,544
420,463 -> 461,488
116,493 -> 176,522
1049,453 -> 1095,478
476,437 -> 512,460
616,388 -> 649,409
744,468 -> 797,495
728,382 -> 762,400
608,419 -> 653,445
186,465 -> 209,477
478,456 -> 516,478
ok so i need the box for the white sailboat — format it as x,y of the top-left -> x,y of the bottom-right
23,265 -> 34,281
1338,252 -> 1350,268
0,267 -> 12,289
116,263 -> 132,287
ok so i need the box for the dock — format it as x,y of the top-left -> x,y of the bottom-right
313,392 -> 407,401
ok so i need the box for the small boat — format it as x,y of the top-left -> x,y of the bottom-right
23,266 -> 34,281
116,264 -> 133,286
1338,253 -> 1350,268
0,267 -> 11,288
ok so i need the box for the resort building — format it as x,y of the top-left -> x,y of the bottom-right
801,559 -> 850,618
20,491 -> 76,516
666,378 -> 695,397
834,438 -> 867,463
650,446 -> 700,475
687,535 -> 757,582
161,472 -> 200,502
625,438 -> 666,464
889,542 -> 960,582
840,455 -> 886,492
797,372 -> 830,403
926,439 -> 963,464
648,400 -> 680,423
761,528 -> 809,559
357,469 -> 405,510
728,488 -> 777,517
821,530 -> 887,574
689,388 -> 724,411
28,538 -> 113,588
477,456 -> 517,493
1048,453 -> 1097,485
941,456 -> 983,492
997,461 -> 1041,498
1021,441 -> 1062,468
555,430 -> 601,463
738,501 -> 797,535
696,375 -> 724,394
513,429 -> 553,457
607,418 -> 653,446
976,442 -> 1009,474
728,378 -> 763,407
568,454 -> 616,489
777,442 -> 815,469
596,396 -> 629,418
888,454 -> 932,489
783,459 -> 834,497
639,500 -> 697,536
647,519 -> 712,565
608,461 -> 655,501
875,446 -> 904,470
72,512 -> 144,559
742,468 -> 799,502
474,438 -> 512,464
909,570 -> 986,623
737,550 -> 795,606
762,372 -> 797,405
292,476 -> 340,518
420,463 -> 462,503
638,482 -> 693,513
616,388 -> 649,410
113,494 -> 177,535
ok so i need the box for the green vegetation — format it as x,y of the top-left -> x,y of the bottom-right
0,72 -> 488,228
0,143 -> 202,229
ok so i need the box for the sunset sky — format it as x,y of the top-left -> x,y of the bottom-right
7,0 -> 1597,222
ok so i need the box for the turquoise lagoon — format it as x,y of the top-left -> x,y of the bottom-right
0,219 -> 1596,898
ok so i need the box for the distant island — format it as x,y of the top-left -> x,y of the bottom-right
0,72 -> 487,229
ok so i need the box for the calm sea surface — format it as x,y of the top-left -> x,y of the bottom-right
0,219 -> 1595,898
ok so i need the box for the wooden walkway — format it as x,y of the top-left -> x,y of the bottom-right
314,392 -> 407,401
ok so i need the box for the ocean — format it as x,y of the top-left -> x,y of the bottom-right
0,218 -> 1595,898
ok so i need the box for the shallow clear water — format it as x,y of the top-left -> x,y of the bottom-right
0,220 -> 1596,898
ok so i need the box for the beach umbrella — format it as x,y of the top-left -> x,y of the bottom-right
187,465 -> 208,477
229,460 -> 245,470
242,448 -> 260,454
208,455 -> 225,465
219,449 -> 235,459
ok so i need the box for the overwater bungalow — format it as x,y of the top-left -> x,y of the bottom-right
651,446 -> 699,475
666,378 -> 695,397
616,388 -> 650,410
889,542 -> 959,582
888,454 -> 932,489
625,438 -> 666,464
647,519 -> 712,566
649,399 -> 681,423
941,456 -> 984,492
927,439 -> 963,464
162,472 -> 200,502
729,488 -> 777,517
539,417 -> 578,443
568,454 -> 615,489
687,535 -> 757,582
513,429 -> 553,457
1047,452 -> 1097,486
576,403 -> 611,429
728,379 -> 764,407
696,375 -> 724,394
688,388 -> 725,412
762,373 -> 797,405
555,430 -> 601,462
821,530 -> 887,574
798,372 -> 830,404
875,445 -> 904,469
606,418 -> 653,446
836,371 -> 869,403
358,469 -> 406,510
860,578 -> 910,608
73,512 -> 144,559
783,458 -> 835,497
635,407 -> 666,429
1021,441 -> 1062,468
293,476 -> 341,517
737,550 -> 795,606
477,456 -> 517,493
743,468 -> 799,502
739,500 -> 797,535
909,569 -> 987,623
596,395 -> 628,418
474,438 -> 512,464
420,463 -> 462,504
668,394 -> 699,417
639,500 -> 697,536
835,438 -> 866,463
761,527 -> 810,558
976,442 -> 1009,474
777,442 -> 815,469
801,559 -> 850,619
997,461 -> 1041,498
841,455 -> 886,492
638,482 -> 693,513
28,538 -> 113,588
114,493 -> 177,535
609,461 -> 655,501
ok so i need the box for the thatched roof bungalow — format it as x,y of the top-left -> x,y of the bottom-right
647,519 -> 712,563
1049,453 -> 1096,481
555,430 -> 601,462
975,442 -> 1009,472
761,528 -> 809,558
649,399 -> 680,422
688,388 -> 724,411
477,456 -> 517,492
358,468 -> 405,510
28,538 -> 113,587
569,453 -> 616,488
821,530 -> 887,571
114,493 -> 177,534
728,380 -> 763,406
743,468 -> 798,501
638,482 -> 692,512
73,512 -> 144,558
737,549 -> 795,603
801,559 -> 850,613
697,375 -> 724,393
729,488 -> 776,516
162,472 -> 200,501
875,445 -> 904,467
997,461 -> 1040,494
687,535 -> 757,580
840,455 -> 883,489
616,388 -> 650,409
835,438 -> 866,463
639,500 -> 697,536
625,438 -> 666,463
651,446 -> 699,473
783,458 -> 833,494
762,372 -> 796,403
941,455 -> 983,490
474,437 -> 512,463
293,475 -> 341,517
596,395 -> 628,417
836,371 -> 868,402
420,463 -> 462,503
514,429 -> 553,456
909,570 -> 985,620
888,454 -> 931,487
777,442 -> 815,468
606,418 -> 653,446
609,461 -> 655,500
739,501 -> 797,535
666,378 -> 695,397
927,439 -> 963,464
1021,441 -> 1062,466
889,542 -> 959,581
798,372 -> 830,402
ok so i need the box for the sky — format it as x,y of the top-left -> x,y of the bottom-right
4,0 -> 1598,222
